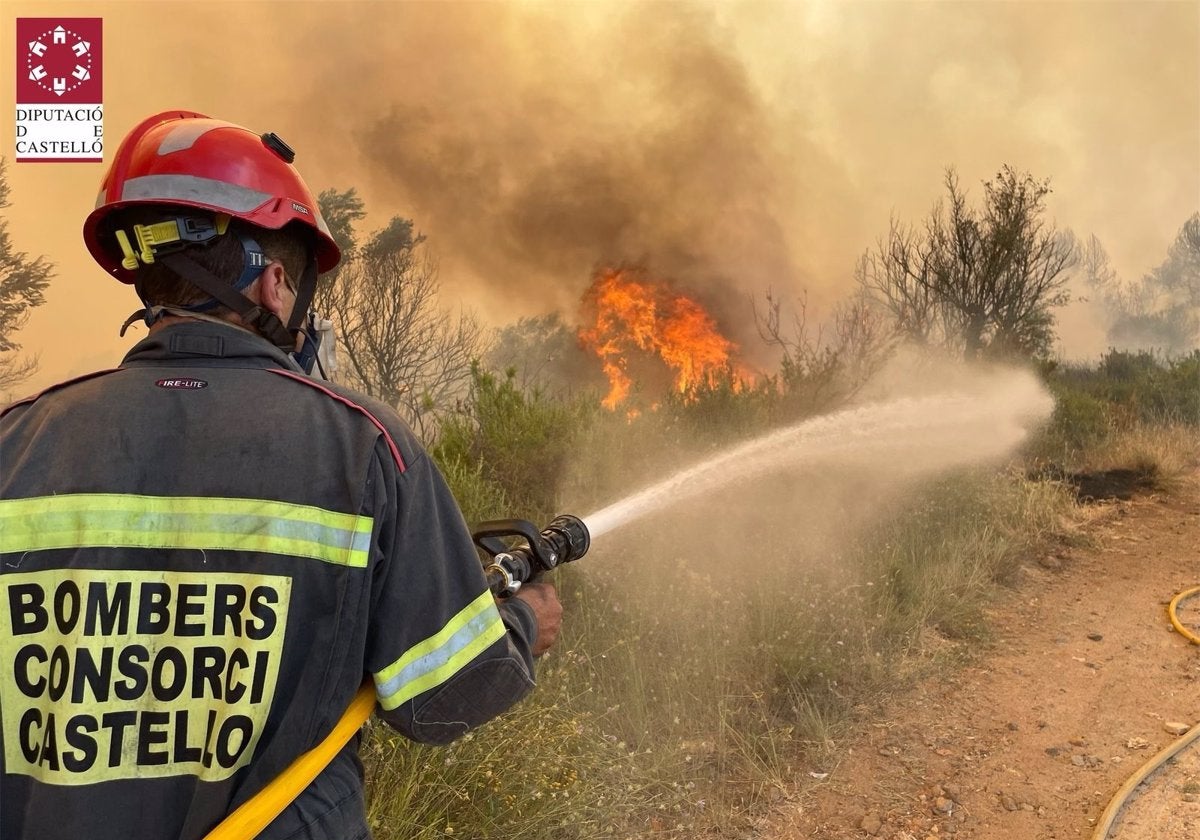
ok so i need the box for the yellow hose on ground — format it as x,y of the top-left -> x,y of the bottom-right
1091,722 -> 1200,840
1168,586 -> 1200,645
1090,586 -> 1200,840
203,682 -> 377,840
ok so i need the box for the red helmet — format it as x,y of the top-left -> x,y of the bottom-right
83,110 -> 340,281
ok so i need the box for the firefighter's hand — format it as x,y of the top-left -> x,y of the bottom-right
514,582 -> 562,656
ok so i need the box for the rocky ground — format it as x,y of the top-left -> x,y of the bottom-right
762,474 -> 1200,840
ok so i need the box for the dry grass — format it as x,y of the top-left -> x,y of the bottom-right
1075,424 -> 1200,492
366,354 -> 1195,838
364,467 -> 1081,838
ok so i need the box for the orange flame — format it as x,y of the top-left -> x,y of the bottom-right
578,267 -> 748,409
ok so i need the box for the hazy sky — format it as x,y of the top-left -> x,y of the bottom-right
3,0 -> 1197,393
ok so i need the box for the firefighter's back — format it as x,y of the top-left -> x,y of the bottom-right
0,331 -> 393,840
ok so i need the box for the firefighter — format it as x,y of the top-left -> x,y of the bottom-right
0,110 -> 562,840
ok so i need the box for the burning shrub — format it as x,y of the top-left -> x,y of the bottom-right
578,266 -> 756,412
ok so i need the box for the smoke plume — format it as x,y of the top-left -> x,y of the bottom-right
1,0 -> 1197,389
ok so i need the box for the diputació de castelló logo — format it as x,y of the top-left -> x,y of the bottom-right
15,18 -> 104,162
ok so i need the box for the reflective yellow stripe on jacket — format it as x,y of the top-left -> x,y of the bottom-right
0,493 -> 373,568
373,590 -> 505,710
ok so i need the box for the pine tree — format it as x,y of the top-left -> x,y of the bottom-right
0,158 -> 55,390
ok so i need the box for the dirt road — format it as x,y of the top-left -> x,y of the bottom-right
767,477 -> 1200,840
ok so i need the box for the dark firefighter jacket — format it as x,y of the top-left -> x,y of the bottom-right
0,320 -> 540,840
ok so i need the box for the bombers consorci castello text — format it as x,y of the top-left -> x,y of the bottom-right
3,570 -> 292,784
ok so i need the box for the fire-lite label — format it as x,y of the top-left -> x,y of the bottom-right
14,18 -> 104,162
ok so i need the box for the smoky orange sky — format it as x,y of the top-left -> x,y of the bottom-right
2,0 -> 1197,394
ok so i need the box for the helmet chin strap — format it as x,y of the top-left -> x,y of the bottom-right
157,251 -> 297,350
120,246 -> 321,368
120,304 -> 250,336
287,259 -> 319,336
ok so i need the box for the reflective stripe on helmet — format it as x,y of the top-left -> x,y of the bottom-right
156,121 -> 220,155
85,111 -> 342,278
315,211 -> 332,238
121,174 -> 272,214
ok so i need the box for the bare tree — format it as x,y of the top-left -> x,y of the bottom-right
756,289 -> 891,413
858,166 -> 1075,360
313,191 -> 488,439
318,242 -> 487,440
1152,213 -> 1200,296
0,158 -> 53,390
854,226 -> 942,347
1080,234 -> 1121,303
1142,213 -> 1200,348
1080,217 -> 1200,354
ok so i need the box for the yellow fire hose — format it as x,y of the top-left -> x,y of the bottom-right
203,683 -> 376,840
1091,586 -> 1200,840
1168,586 -> 1200,645
199,514 -> 588,838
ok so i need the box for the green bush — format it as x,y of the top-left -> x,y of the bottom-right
432,365 -> 596,523
1032,384 -> 1113,462
1152,352 -> 1200,423
435,459 -> 511,524
659,369 -> 777,444
1058,349 -> 1199,426
1030,349 -> 1198,466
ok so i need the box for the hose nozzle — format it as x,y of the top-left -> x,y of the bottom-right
472,514 -> 591,596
